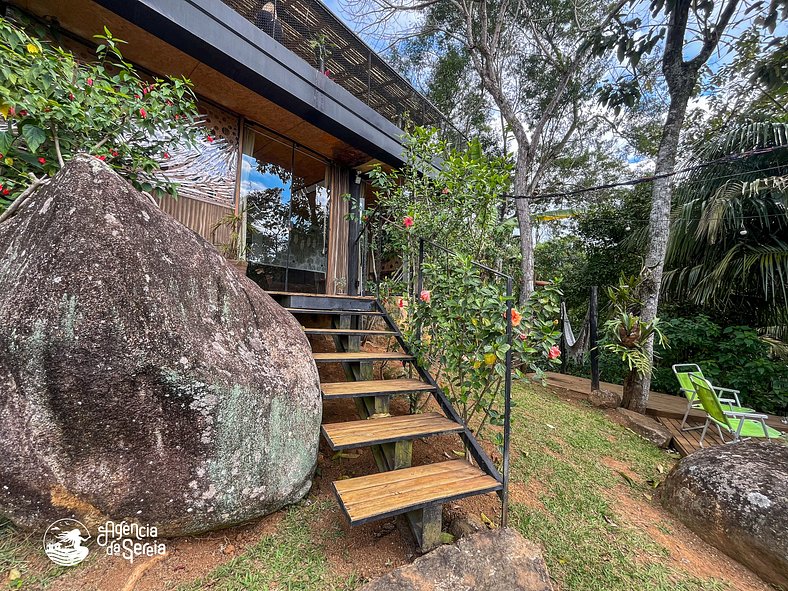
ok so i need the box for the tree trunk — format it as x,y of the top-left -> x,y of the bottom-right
514,146 -> 534,305
622,369 -> 644,413
623,80 -> 693,412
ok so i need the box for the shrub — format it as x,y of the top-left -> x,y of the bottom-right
0,16 -> 201,211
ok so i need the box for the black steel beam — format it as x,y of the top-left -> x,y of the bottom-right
92,0 -> 407,166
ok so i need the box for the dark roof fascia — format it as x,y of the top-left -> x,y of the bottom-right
92,0 -> 407,166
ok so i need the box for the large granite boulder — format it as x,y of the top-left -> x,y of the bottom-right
360,529 -> 554,591
0,155 -> 322,535
660,441 -> 788,588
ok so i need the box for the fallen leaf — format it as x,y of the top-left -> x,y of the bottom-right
616,470 -> 635,487
480,512 -> 496,528
603,515 -> 619,528
657,464 -> 665,474
8,568 -> 21,581
440,532 -> 455,544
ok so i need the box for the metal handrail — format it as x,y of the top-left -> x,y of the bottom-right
414,237 -> 513,529
357,222 -> 513,527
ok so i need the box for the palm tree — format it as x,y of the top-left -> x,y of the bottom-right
663,122 -> 788,337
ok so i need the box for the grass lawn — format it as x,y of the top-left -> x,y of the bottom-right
1,382 -> 762,590
177,500 -> 360,591
506,382 -> 729,591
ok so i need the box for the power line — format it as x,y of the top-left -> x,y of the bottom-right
504,145 -> 788,202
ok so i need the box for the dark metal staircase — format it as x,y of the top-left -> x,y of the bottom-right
267,290 -> 503,551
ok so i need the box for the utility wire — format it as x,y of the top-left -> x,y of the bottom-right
504,146 -> 788,202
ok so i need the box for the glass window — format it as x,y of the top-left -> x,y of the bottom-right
241,126 -> 329,293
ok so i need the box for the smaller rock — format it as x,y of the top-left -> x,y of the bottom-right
448,513 -> 485,540
359,528 -> 553,591
616,408 -> 672,448
589,389 -> 622,409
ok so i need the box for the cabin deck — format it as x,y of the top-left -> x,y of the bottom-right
544,372 -> 787,456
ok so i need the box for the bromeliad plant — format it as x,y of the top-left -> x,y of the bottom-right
0,16 -> 201,215
602,274 -> 666,377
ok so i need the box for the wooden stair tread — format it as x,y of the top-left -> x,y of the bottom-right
304,328 -> 396,336
313,352 -> 413,362
333,460 -> 501,525
286,308 -> 384,315
267,291 -> 376,300
322,379 -> 435,399
322,412 -> 462,449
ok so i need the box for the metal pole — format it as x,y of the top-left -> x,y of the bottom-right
590,286 -> 600,391
415,239 -> 424,343
559,302 -> 567,374
501,276 -> 513,529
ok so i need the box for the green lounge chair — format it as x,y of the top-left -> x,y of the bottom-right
689,374 -> 782,446
672,363 -> 753,431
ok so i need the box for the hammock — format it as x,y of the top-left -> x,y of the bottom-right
561,302 -> 590,363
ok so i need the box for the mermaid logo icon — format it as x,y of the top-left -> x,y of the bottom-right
43,519 -> 91,566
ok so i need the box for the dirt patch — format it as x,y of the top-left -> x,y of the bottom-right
599,457 -> 642,485
607,486 -> 773,591
508,481 -> 550,514
48,513 -> 284,591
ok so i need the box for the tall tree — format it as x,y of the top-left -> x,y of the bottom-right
347,0 -> 627,302
596,0 -> 786,412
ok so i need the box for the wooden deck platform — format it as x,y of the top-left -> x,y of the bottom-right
544,372 -> 787,456
657,416 -> 726,456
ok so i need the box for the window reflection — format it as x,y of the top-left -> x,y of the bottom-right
241,126 -> 329,293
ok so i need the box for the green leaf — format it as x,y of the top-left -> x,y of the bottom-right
21,124 -> 46,153
0,130 -> 13,154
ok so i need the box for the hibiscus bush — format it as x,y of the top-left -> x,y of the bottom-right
0,15 -> 201,212
366,129 -> 561,453
401,254 -> 561,448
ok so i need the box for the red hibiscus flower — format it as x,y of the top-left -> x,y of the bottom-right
397,297 -> 405,309
96,155 -> 106,161
403,215 -> 414,229
38,157 -> 46,164
503,308 -> 522,327
2,189 -> 9,196
18,110 -> 27,117
111,150 -> 119,157
68,93 -> 75,101
519,333 -> 527,341
163,152 -> 170,159
206,135 -> 215,143
86,78 -> 93,86
548,345 -> 561,360
139,108 -> 147,118
419,290 -> 431,304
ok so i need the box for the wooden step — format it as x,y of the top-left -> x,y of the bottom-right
312,352 -> 413,363
304,328 -> 396,336
322,379 -> 435,399
333,460 -> 501,525
267,291 -> 375,300
322,412 -> 462,450
286,308 -> 384,315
